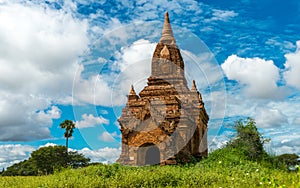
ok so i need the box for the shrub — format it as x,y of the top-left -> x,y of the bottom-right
227,118 -> 268,160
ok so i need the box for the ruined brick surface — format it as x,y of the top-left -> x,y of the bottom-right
117,12 -> 209,166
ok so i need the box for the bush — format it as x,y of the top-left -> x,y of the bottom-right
227,118 -> 268,160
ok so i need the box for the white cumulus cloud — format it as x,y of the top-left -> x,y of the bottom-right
204,9 -> 238,23
0,2 -> 89,141
269,132 -> 300,155
255,108 -> 288,128
78,147 -> 121,164
284,40 -> 300,89
222,55 -> 281,98
73,39 -> 156,106
98,131 -> 119,142
0,144 -> 35,169
210,9 -> 238,22
35,106 -> 61,124
293,117 -> 300,125
76,114 -> 109,129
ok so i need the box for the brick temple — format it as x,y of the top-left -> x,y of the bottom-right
117,12 -> 209,165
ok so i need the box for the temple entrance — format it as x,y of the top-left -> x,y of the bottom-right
137,143 -> 160,165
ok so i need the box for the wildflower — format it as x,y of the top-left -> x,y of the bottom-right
256,169 -> 259,172
219,161 -> 222,164
231,178 -> 234,181
246,173 -> 249,175
259,182 -> 262,185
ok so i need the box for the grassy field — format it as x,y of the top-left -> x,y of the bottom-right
1,148 -> 299,188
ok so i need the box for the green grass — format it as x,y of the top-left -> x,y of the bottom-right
1,149 -> 299,188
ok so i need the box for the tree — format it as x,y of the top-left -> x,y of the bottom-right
67,151 -> 91,168
31,145 -> 68,174
2,162 -> 24,176
2,146 -> 90,176
276,153 -> 299,166
227,118 -> 268,160
60,120 -> 76,151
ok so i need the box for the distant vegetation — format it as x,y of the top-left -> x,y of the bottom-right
1,118 -> 299,187
2,145 -> 90,176
2,119 -> 89,176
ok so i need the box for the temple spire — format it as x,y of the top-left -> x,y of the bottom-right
129,85 -> 137,95
160,12 -> 176,44
191,80 -> 198,91
128,85 -> 139,101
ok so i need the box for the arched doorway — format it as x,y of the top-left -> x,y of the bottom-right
138,143 -> 160,165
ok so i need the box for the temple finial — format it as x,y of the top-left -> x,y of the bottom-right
191,80 -> 197,91
160,12 -> 176,44
128,85 -> 139,101
191,80 -> 203,101
129,85 -> 136,95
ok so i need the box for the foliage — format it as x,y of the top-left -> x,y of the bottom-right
227,118 -> 268,160
276,153 -> 299,166
67,151 -> 91,169
31,145 -> 68,174
2,146 -> 90,176
1,118 -> 298,187
1,126 -> 299,187
1,156 -> 299,187
1,159 -> 38,176
59,120 -> 76,150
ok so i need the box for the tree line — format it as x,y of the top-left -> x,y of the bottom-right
2,120 -> 90,176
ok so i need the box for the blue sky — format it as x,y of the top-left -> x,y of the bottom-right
0,0 -> 300,169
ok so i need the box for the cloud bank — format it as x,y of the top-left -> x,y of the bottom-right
284,41 -> 300,89
0,2 -> 88,140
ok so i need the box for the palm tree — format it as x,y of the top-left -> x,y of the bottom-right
59,120 -> 76,152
